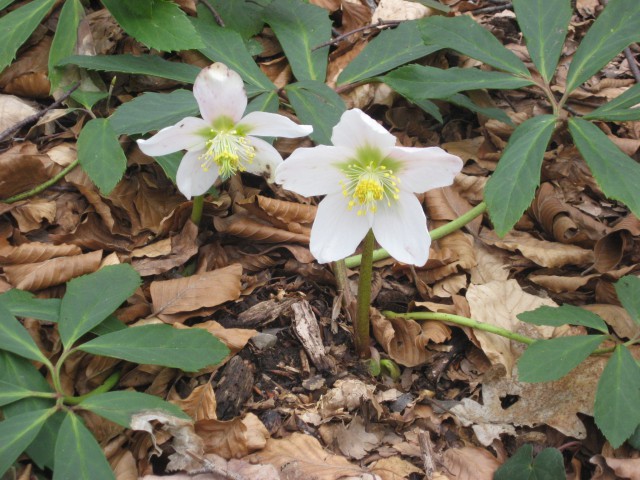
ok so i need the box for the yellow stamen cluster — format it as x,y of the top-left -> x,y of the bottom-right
340,161 -> 400,216
199,129 -> 256,180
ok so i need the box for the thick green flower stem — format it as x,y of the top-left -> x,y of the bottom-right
355,229 -> 376,359
344,201 -> 487,268
63,371 -> 121,405
190,195 -> 205,226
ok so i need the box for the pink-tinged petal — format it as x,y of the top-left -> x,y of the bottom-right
275,145 -> 352,196
137,117 -> 208,157
372,191 -> 430,266
244,137 -> 283,182
331,109 -> 396,151
238,111 -> 313,138
176,149 -> 219,199
310,193 -> 371,263
389,146 -> 463,193
193,63 -> 247,124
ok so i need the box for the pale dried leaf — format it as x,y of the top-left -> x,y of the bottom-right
214,214 -> 309,244
196,413 -> 269,459
319,379 -> 380,418
369,456 -> 422,480
371,308 -> 433,367
372,0 -> 433,21
11,199 -> 56,232
322,417 -> 381,460
0,94 -> 37,132
469,240 -> 510,284
582,304 -> 640,340
442,447 -> 500,480
170,383 -> 217,422
602,457 -> 640,480
529,273 -> 599,293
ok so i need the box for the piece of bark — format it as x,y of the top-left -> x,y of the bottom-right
291,300 -> 336,373
214,356 -> 254,420
235,297 -> 297,328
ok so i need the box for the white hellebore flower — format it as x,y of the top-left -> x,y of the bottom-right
137,63 -> 313,199
275,109 -> 463,266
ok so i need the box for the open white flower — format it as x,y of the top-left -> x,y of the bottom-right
275,109 -> 463,266
137,63 -> 313,199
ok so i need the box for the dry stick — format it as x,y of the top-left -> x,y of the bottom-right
470,3 -> 513,15
197,0 -> 225,26
312,19 -> 401,51
0,82 -> 80,143
624,48 -> 640,83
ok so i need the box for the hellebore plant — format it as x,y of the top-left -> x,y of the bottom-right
276,109 -> 463,357
137,63 -> 312,224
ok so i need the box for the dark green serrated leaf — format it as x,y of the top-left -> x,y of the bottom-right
584,83 -> 640,122
246,90 -> 280,114
518,304 -> 608,333
337,21 -> 441,85
628,424 -> 640,450
420,15 -> 530,76
565,0 -> 640,93
0,408 -> 54,477
0,380 -> 46,407
264,0 -> 331,82
0,289 -> 60,322
78,324 -> 229,372
569,117 -> 640,219
110,89 -> 199,136
285,81 -> 346,145
381,65 -> 533,100
79,391 -> 190,428
59,54 -> 200,84
413,99 -> 443,123
54,412 -> 114,480
101,0 -> 203,52
0,351 -> 52,394
193,6 -> 274,92
204,0 -> 269,38
58,264 -> 141,348
447,93 -> 514,126
485,115 -> 556,236
0,302 -> 47,363
48,0 -> 84,92
594,345 -> 640,448
518,335 -> 605,382
495,444 -> 566,480
71,90 -> 109,110
615,275 -> 640,326
77,118 -> 127,195
512,0 -> 571,83
0,0 -> 57,73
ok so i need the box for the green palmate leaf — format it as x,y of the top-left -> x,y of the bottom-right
54,412 -> 114,480
337,21 -> 441,85
565,0 -> 640,93
59,54 -> 200,84
285,81 -> 346,145
594,345 -> 640,448
78,324 -> 229,372
584,83 -> 640,122
485,115 -> 556,236
380,65 -> 534,101
193,6 -> 274,93
518,334 -> 605,382
58,264 -> 141,348
77,118 -> 127,195
263,0 -> 331,82
0,408 -> 54,477
48,0 -> 84,92
447,93 -> 514,126
101,0 -> 203,52
80,391 -> 190,428
512,0 -> 571,83
0,289 -> 60,322
518,304 -> 608,333
246,90 -> 280,114
615,275 -> 640,326
110,89 -> 199,136
0,0 -> 57,73
494,444 -> 565,480
420,15 -> 530,76
203,0 -> 268,39
0,302 -> 47,363
569,117 -> 640,218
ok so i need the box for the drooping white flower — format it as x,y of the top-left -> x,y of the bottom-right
137,63 -> 313,199
275,109 -> 463,266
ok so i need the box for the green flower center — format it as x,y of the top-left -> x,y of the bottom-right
339,160 -> 400,216
199,129 -> 256,180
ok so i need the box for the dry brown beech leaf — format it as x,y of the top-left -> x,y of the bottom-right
370,456 -> 423,480
150,263 -> 242,317
582,304 -> 640,340
237,194 -> 316,226
169,383 -> 217,422
0,143 -> 55,199
196,413 -> 269,459
442,447 -> 500,480
3,249 -> 102,291
214,214 -> 309,244
371,308 -> 433,367
529,273 -> 599,294
246,432 -> 370,480
0,238 -> 81,264
177,320 -> 257,355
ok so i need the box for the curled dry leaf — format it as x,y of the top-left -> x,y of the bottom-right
529,273 -> 599,294
214,214 -> 310,244
0,143 -> 54,199
0,238 -> 81,264
196,413 -> 269,459
178,320 -> 258,355
371,308 -> 433,367
3,249 -> 103,291
369,456 -> 423,480
10,199 -> 56,232
237,194 -> 316,227
319,378 -> 382,419
319,416 -> 381,460
170,383 -> 217,422
150,263 -> 242,317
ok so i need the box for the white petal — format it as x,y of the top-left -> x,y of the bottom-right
137,117 -> 208,157
389,146 -> 463,193
372,191 -> 430,266
331,109 -> 396,151
310,193 -> 372,263
193,63 -> 247,124
244,137 -> 283,182
176,149 -> 219,199
275,145 -> 352,197
238,111 -> 313,138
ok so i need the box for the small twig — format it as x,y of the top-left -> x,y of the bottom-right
0,82 -> 80,143
312,19 -> 401,51
470,2 -> 513,15
624,48 -> 640,83
198,0 -> 225,27
418,431 -> 437,480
